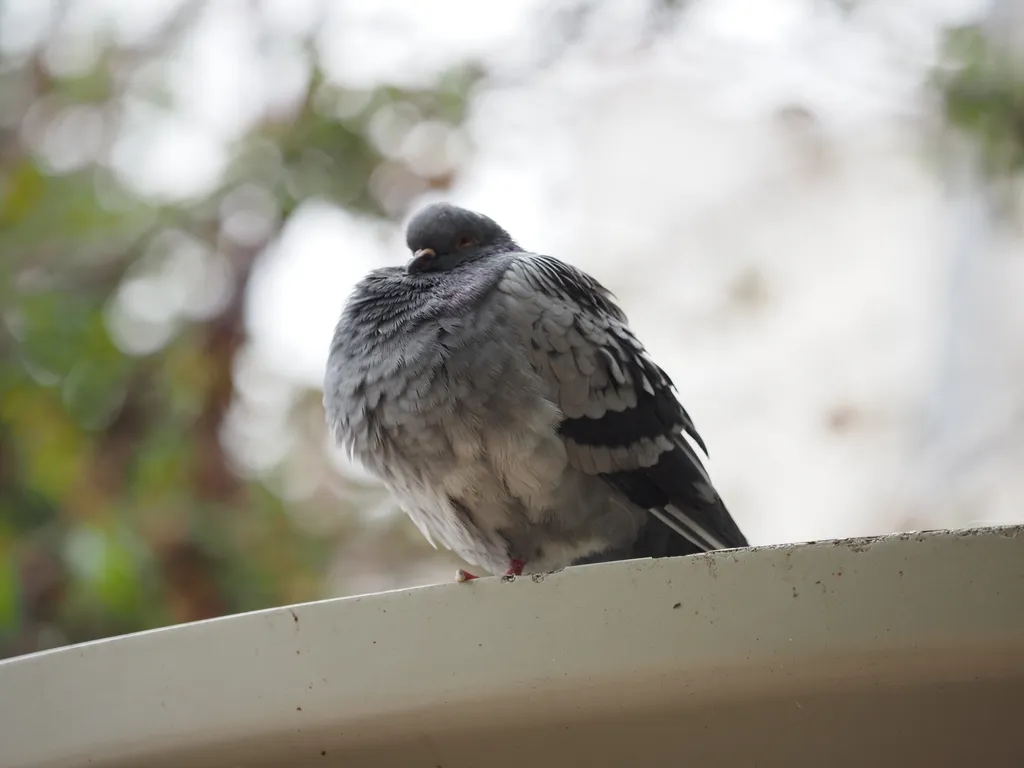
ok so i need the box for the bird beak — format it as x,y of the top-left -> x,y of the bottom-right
406,248 -> 436,274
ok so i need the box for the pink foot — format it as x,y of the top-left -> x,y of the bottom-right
456,560 -> 526,583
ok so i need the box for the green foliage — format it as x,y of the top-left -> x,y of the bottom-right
0,2 -> 476,658
936,24 -> 1024,179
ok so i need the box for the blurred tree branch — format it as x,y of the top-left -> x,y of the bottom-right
0,0 -> 480,657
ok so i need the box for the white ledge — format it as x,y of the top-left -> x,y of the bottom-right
2,526 -> 1024,767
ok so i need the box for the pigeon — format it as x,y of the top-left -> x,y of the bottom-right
324,202 -> 748,580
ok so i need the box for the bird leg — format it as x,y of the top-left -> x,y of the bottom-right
454,559 -> 525,583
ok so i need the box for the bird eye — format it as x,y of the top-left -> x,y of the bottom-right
456,234 -> 475,250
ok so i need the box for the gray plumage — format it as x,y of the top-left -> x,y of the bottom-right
324,203 -> 748,576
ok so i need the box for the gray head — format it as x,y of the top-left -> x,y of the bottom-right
404,203 -> 516,275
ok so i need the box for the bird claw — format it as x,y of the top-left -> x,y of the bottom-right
502,559 -> 526,579
456,559 -> 525,583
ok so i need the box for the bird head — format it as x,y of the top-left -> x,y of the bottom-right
404,203 -> 516,275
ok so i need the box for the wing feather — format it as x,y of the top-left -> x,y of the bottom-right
499,254 -> 748,553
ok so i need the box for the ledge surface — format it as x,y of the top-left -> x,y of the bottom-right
2,525 -> 1024,767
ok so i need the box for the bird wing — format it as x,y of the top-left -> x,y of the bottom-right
498,253 -> 748,552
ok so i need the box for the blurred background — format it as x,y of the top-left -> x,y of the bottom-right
2,0 -> 1023,659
